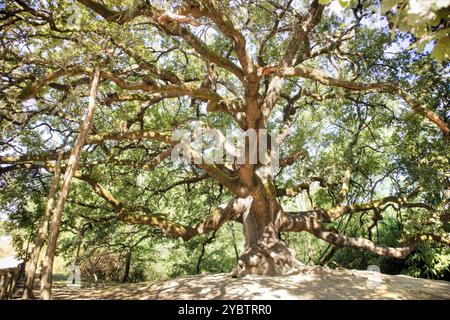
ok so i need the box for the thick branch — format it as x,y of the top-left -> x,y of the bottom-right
277,66 -> 449,138
311,224 -> 413,259
197,0 -> 254,76
76,0 -> 152,24
279,150 -> 308,167
17,67 -> 85,101
78,172 -> 250,241
280,212 -> 413,259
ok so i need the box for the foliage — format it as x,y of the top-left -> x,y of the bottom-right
381,0 -> 450,63
404,244 -> 450,279
0,0 -> 449,284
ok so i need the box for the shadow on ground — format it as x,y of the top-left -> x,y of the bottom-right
17,266 -> 450,300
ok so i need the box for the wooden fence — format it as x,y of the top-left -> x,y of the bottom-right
0,261 -> 22,300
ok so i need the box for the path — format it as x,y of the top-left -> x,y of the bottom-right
19,266 -> 450,300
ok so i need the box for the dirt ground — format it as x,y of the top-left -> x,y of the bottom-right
18,266 -> 450,300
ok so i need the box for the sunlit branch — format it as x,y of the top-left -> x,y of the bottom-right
277,66 -> 449,138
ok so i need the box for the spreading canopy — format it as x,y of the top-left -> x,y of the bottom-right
0,0 -> 449,276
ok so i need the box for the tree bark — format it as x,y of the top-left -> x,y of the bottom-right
23,152 -> 63,299
231,210 -> 303,277
231,167 -> 303,277
229,224 -> 240,264
74,223 -> 90,265
40,69 -> 100,300
121,249 -> 132,283
196,230 -> 217,274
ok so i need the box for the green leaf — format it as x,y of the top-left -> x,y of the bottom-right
318,0 -> 331,5
415,37 -> 431,52
381,0 -> 398,13
432,36 -> 450,63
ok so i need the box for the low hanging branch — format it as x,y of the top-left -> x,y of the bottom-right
79,171 -> 251,241
280,211 -> 413,259
311,224 -> 413,259
39,68 -> 101,300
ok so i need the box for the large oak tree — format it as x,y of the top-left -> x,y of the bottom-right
1,0 -> 449,282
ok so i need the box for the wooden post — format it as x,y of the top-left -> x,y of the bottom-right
8,270 -> 18,299
5,272 -> 12,299
0,273 -> 6,299
1,271 -> 12,300
40,68 -> 101,300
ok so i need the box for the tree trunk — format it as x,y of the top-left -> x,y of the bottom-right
74,225 -> 85,265
23,151 -> 63,299
231,211 -> 303,277
229,224 -> 240,264
121,249 -> 132,283
40,69 -> 100,300
231,167 -> 303,277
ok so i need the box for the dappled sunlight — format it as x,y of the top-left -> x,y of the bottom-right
14,267 -> 450,300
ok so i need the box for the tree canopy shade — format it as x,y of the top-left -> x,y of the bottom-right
0,0 -> 449,288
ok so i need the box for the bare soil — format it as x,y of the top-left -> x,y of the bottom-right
19,266 -> 450,300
